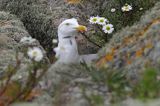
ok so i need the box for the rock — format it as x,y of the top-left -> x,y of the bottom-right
0,11 -> 28,71
0,11 -> 51,106
0,11 -> 49,73
42,64 -> 108,106
116,98 -> 160,106
33,92 -> 53,106
11,103 -> 51,106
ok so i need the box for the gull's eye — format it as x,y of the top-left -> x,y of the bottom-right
65,23 -> 70,26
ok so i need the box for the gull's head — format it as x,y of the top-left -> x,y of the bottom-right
58,18 -> 87,37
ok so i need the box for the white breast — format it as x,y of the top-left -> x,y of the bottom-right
54,37 -> 80,64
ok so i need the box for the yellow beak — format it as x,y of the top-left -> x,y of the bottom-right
75,25 -> 87,33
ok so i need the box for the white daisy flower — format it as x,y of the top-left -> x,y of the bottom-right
139,7 -> 143,11
52,39 -> 58,44
27,47 -> 43,62
97,17 -> 108,25
111,8 -> 116,12
102,24 -> 114,34
122,4 -> 133,12
89,16 -> 99,24
20,36 -> 36,44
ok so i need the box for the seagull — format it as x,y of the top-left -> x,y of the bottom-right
54,18 -> 98,64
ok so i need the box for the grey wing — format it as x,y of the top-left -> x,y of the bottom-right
80,54 -> 99,64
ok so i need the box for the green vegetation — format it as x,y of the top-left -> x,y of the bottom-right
82,64 -> 160,103
134,68 -> 160,100
88,0 -> 157,47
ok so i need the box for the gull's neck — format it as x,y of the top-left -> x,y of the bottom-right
58,32 -> 78,48
58,32 -> 75,41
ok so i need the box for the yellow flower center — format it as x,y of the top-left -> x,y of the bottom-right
93,18 -> 97,22
32,51 -> 37,57
100,19 -> 104,22
106,26 -> 111,30
125,6 -> 129,10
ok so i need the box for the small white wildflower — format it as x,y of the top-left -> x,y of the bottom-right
102,24 -> 114,34
122,4 -> 132,12
139,7 -> 143,11
18,75 -> 22,79
27,47 -> 43,62
111,8 -> 116,12
124,86 -> 132,92
20,36 -> 36,44
97,17 -> 108,25
157,76 -> 160,81
89,16 -> 99,24
52,39 -> 58,44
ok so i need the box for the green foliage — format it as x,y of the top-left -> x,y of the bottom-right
82,63 -> 160,103
82,64 -> 130,102
134,68 -> 160,99
88,0 -> 157,46
105,70 -> 131,102
87,94 -> 104,106
101,0 -> 156,31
